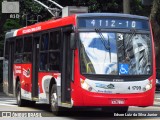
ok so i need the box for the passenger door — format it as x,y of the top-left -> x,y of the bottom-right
61,27 -> 74,103
32,35 -> 40,98
8,41 -> 14,94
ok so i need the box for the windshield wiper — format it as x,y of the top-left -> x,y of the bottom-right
95,28 -> 111,62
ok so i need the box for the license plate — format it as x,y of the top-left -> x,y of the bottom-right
111,99 -> 125,104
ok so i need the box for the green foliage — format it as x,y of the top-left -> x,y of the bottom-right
3,19 -> 21,31
60,0 -> 123,13
20,0 -> 53,25
22,0 -> 43,14
130,0 -> 151,16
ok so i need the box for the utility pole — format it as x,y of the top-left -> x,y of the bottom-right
123,0 -> 130,14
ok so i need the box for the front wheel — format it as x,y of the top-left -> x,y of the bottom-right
16,81 -> 26,107
50,84 -> 64,116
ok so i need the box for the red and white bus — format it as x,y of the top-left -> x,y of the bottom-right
3,12 -> 156,114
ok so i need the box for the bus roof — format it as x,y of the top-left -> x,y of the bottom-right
5,13 -> 148,39
5,14 -> 76,39
76,13 -> 149,20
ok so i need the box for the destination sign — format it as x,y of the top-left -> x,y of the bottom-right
78,18 -> 149,30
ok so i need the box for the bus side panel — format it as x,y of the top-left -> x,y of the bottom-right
38,72 -> 61,103
71,49 -> 84,105
13,64 -> 23,97
71,83 -> 84,106
14,64 -> 32,100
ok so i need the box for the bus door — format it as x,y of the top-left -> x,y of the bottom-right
8,41 -> 14,94
61,27 -> 74,104
32,35 -> 40,98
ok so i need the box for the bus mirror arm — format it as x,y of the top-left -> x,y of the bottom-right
70,33 -> 76,50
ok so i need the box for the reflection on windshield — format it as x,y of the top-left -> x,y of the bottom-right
80,32 -> 118,75
118,33 -> 151,75
80,32 -> 152,75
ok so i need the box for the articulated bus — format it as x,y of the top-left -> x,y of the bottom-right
3,13 -> 156,114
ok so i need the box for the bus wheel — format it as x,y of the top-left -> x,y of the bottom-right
50,84 -> 63,116
16,81 -> 26,107
28,101 -> 36,106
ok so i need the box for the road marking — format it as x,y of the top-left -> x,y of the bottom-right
0,104 -> 16,107
0,99 -> 17,107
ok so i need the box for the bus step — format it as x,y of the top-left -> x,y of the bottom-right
32,97 -> 39,101
61,102 -> 72,108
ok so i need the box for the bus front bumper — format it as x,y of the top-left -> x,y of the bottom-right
72,87 -> 155,107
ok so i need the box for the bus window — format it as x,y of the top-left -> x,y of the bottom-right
40,53 -> 48,71
50,31 -> 60,50
49,52 -> 60,71
15,38 -> 23,63
4,41 -> 9,60
41,33 -> 49,51
48,31 -> 61,71
23,36 -> 32,62
40,33 -> 49,71
16,38 -> 23,53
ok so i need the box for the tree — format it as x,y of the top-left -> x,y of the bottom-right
150,0 -> 160,68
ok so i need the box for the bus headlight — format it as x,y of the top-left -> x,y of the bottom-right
80,79 -> 93,92
143,80 -> 152,91
145,84 -> 152,91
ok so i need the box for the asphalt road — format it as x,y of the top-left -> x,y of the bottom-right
0,92 -> 159,120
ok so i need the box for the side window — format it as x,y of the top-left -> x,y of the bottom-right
40,33 -> 49,71
41,33 -> 49,51
48,31 -> 61,71
15,38 -> 23,63
4,41 -> 9,60
23,36 -> 32,63
40,53 -> 48,70
50,31 -> 60,50
16,38 -> 23,53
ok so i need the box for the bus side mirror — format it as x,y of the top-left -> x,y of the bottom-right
70,33 -> 76,50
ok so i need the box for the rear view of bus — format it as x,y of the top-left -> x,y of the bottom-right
72,13 -> 156,112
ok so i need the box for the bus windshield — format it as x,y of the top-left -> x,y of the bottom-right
79,32 -> 152,75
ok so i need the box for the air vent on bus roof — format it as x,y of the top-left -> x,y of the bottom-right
62,6 -> 88,17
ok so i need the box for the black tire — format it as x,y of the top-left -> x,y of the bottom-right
16,81 -> 26,107
115,106 -> 128,113
50,84 -> 64,116
102,106 -> 128,113
27,101 -> 36,107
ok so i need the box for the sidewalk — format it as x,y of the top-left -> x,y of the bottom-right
0,92 -> 13,98
0,92 -> 8,97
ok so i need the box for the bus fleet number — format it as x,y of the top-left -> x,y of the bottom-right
128,86 -> 141,90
